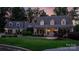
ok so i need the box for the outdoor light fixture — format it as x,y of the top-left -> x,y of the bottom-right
47,29 -> 51,32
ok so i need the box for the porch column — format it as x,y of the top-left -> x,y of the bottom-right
38,29 -> 41,35
12,29 -> 16,34
5,28 -> 8,33
20,29 -> 23,32
44,28 -> 48,36
33,28 -> 37,35
70,27 -> 74,32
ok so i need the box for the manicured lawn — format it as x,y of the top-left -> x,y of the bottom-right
0,36 -> 79,51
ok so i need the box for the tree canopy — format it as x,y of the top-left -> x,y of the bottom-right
54,7 -> 68,16
26,8 -> 47,23
12,7 -> 26,21
74,24 -> 79,32
0,7 -> 8,32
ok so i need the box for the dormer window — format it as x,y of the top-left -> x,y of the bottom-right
50,19 -> 55,25
61,19 -> 66,25
40,20 -> 44,25
16,22 -> 20,27
9,22 -> 13,26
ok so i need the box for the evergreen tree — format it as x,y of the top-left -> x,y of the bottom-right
12,7 -> 26,21
40,10 -> 47,16
26,8 -> 41,23
54,7 -> 68,16
0,7 -> 8,32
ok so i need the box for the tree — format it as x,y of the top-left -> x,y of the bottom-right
26,8 -> 34,23
26,8 -> 48,23
26,8 -> 41,23
68,9 -> 74,20
12,7 -> 26,21
33,8 -> 40,17
58,27 -> 69,37
54,7 -> 68,16
69,7 -> 79,25
0,7 -> 8,32
72,7 -> 79,20
74,24 -> 79,32
40,10 -> 48,16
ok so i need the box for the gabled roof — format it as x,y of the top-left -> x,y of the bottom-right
36,16 -> 72,26
5,16 -> 73,29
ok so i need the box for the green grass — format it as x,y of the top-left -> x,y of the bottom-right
0,36 -> 79,51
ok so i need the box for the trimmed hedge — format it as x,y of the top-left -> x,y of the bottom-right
68,32 -> 79,40
22,30 -> 33,36
74,24 -> 79,32
1,34 -> 17,37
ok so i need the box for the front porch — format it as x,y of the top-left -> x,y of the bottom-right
33,28 -> 58,37
4,27 -> 73,37
4,28 -> 23,35
4,27 -> 58,37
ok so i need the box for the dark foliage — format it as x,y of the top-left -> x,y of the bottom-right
74,24 -> 79,32
54,7 -> 68,16
0,8 -> 7,32
67,32 -> 79,40
12,7 -> 26,21
22,28 -> 33,36
58,28 -> 69,37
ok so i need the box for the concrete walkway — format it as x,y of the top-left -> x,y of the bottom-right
45,37 -> 58,39
44,46 -> 79,51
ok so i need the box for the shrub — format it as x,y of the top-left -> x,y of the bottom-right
68,32 -> 79,40
1,34 -> 17,37
22,29 -> 33,36
0,28 -> 5,33
74,24 -> 79,32
58,28 -> 69,37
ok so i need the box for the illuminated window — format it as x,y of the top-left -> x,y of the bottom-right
50,19 -> 55,25
40,20 -> 44,25
61,19 -> 66,25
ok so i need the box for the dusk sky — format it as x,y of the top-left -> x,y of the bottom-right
40,7 -> 73,16
25,7 -> 73,16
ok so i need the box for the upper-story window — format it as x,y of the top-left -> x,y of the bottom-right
40,20 -> 44,25
16,22 -> 20,27
61,19 -> 66,25
9,22 -> 13,26
50,19 -> 55,25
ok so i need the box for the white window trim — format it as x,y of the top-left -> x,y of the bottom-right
16,22 -> 20,27
61,19 -> 66,25
40,20 -> 44,25
9,22 -> 13,26
50,19 -> 55,25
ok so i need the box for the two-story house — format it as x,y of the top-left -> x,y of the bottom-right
4,16 -> 73,36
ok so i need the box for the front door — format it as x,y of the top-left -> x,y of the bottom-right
46,28 -> 58,36
37,28 -> 45,36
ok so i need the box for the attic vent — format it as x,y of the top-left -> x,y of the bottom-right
40,20 -> 44,25
61,19 -> 66,25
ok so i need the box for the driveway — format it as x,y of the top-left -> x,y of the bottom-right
0,44 -> 31,51
44,46 -> 79,51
